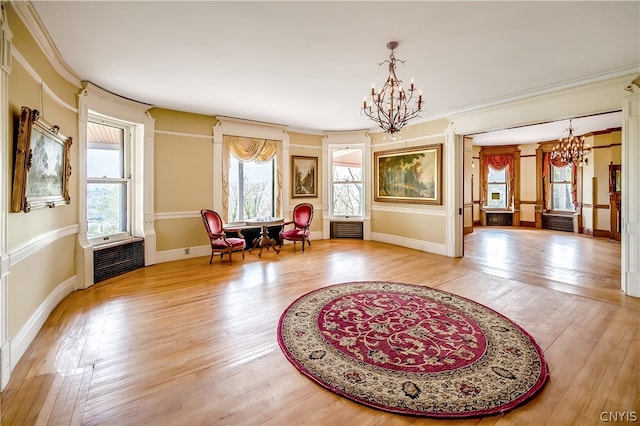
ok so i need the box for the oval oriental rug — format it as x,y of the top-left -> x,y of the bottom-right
277,281 -> 549,418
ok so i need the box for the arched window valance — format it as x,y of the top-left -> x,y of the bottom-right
482,154 -> 514,208
226,135 -> 278,163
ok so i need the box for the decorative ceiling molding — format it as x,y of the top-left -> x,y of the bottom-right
9,0 -> 80,87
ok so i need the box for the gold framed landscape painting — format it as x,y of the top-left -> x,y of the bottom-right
11,106 -> 72,213
291,155 -> 318,198
374,144 -> 442,205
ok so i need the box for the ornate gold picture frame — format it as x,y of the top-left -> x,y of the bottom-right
374,144 -> 442,205
11,106 -> 72,213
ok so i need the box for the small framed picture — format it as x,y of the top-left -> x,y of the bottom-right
291,155 -> 318,198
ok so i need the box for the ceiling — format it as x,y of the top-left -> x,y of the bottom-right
30,1 -> 639,143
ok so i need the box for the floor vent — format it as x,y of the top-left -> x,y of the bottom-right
94,238 -> 144,283
330,221 -> 363,239
542,214 -> 574,233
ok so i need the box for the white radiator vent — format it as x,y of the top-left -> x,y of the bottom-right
330,221 -> 363,239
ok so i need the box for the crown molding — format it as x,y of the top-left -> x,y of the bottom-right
9,0 -> 81,87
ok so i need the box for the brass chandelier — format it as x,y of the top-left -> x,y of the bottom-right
551,119 -> 591,165
362,41 -> 423,135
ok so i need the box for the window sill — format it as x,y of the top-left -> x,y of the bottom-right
92,236 -> 143,250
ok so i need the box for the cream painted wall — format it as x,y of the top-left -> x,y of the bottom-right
592,130 -> 622,232
5,5 -> 79,350
369,119 -> 449,246
151,108 -> 216,251
287,131 -> 323,233
519,144 -> 537,223
155,218 -> 209,252
154,133 -> 214,212
463,137 -> 473,228
472,146 -> 480,223
582,150 -> 594,233
7,236 -> 75,337
371,210 -> 446,243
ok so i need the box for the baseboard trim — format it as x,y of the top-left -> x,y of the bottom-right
155,231 -> 324,263
370,232 -> 446,256
11,275 -> 77,372
593,229 -> 610,238
520,221 -> 536,228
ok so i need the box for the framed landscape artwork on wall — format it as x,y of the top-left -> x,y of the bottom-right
11,106 -> 72,213
291,155 -> 318,198
374,144 -> 442,205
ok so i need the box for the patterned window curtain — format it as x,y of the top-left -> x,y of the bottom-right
482,154 -> 514,208
543,152 -> 577,211
222,135 -> 282,221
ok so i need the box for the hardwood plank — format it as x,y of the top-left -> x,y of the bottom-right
1,228 -> 636,425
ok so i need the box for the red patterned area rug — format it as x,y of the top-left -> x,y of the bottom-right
277,281 -> 549,418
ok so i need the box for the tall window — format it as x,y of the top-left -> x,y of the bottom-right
228,155 -> 275,222
331,147 -> 363,216
486,165 -> 508,208
87,118 -> 131,241
551,163 -> 574,211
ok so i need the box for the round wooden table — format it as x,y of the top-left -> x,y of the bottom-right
244,218 -> 284,257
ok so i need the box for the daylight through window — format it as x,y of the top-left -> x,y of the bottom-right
551,163 -> 574,211
486,165 -> 508,209
87,119 -> 130,240
228,155 -> 275,222
331,148 -> 363,216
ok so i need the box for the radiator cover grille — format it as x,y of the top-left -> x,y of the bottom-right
94,238 -> 144,283
330,221 -> 363,239
542,215 -> 574,233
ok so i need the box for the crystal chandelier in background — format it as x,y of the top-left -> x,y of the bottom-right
551,119 -> 591,165
362,41 -> 423,135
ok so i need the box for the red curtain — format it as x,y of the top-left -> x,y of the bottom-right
483,154 -> 514,207
543,152 -> 577,211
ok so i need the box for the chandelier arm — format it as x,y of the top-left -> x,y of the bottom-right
362,42 -> 424,134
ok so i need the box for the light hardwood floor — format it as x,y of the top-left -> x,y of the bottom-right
1,227 -> 637,425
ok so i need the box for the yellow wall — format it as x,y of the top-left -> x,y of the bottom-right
591,130 -> 621,233
150,108 -> 216,251
287,131 -> 323,233
8,236 -> 76,337
370,119 -> 448,245
519,144 -> 537,223
6,5 -> 79,338
371,210 -> 446,243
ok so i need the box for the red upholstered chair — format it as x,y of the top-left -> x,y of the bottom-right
200,209 -> 246,264
279,203 -> 314,252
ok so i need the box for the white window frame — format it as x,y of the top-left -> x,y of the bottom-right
86,115 -> 133,244
486,164 -> 509,209
550,163 -> 574,212
329,145 -> 364,218
321,131 -> 371,240
77,82 -> 156,289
